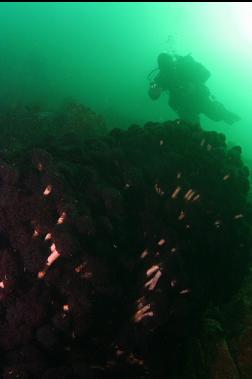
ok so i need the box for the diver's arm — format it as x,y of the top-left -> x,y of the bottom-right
148,73 -> 166,100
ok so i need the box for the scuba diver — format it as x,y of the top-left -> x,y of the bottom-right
148,53 -> 240,125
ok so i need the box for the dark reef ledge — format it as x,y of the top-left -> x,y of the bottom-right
0,104 -> 251,378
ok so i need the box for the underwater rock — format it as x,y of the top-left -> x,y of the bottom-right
0,107 -> 250,378
0,100 -> 107,160
184,269 -> 252,379
223,271 -> 252,379
209,339 -> 240,379
232,328 -> 252,379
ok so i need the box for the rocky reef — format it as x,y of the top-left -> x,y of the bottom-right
0,103 -> 251,378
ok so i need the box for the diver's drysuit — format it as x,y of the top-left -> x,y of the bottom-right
149,53 -> 240,125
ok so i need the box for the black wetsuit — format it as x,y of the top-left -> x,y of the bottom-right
150,54 -> 240,125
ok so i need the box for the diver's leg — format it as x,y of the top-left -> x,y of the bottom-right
221,109 -> 241,125
203,100 -> 240,125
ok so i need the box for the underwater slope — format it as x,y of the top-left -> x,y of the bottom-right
0,105 -> 251,379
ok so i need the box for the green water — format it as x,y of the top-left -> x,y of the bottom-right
0,2 -> 251,160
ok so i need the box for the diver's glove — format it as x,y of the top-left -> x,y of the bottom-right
148,82 -> 162,100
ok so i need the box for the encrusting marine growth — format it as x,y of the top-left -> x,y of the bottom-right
0,103 -> 250,378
